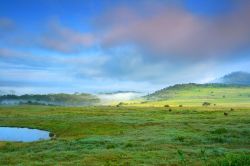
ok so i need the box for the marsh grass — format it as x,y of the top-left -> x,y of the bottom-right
0,105 -> 249,165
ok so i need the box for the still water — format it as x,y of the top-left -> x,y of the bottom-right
0,127 -> 50,142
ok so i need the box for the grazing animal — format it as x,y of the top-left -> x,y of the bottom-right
49,132 -> 55,137
224,112 -> 228,116
168,109 -> 172,112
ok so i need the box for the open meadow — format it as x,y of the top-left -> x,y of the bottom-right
0,104 -> 250,165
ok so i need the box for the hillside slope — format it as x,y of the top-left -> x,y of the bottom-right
131,83 -> 250,107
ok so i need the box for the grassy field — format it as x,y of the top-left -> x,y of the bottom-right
0,105 -> 250,165
125,84 -> 250,107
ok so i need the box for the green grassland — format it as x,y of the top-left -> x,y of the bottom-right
0,105 -> 250,165
0,84 -> 250,165
125,84 -> 250,107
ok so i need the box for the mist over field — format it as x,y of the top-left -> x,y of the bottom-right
97,91 -> 143,104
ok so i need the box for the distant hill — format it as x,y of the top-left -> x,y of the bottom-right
145,71 -> 250,101
143,83 -> 250,106
214,71 -> 250,85
0,93 -> 100,106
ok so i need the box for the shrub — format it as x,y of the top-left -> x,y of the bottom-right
179,105 -> 183,107
202,102 -> 211,106
164,104 -> 170,107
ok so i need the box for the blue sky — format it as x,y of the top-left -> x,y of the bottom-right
0,0 -> 250,94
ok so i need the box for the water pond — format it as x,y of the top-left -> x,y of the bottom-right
0,127 -> 51,142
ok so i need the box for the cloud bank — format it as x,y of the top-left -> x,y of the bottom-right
100,1 -> 250,60
1,0 -> 250,94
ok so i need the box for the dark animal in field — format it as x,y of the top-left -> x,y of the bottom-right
49,132 -> 55,137
230,108 -> 234,111
168,109 -> 172,112
224,112 -> 228,116
164,105 -> 170,107
179,105 -> 183,107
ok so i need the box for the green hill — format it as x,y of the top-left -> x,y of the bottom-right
130,83 -> 250,107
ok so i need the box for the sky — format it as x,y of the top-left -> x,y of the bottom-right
0,0 -> 250,94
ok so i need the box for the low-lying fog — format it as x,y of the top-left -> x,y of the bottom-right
97,92 -> 143,104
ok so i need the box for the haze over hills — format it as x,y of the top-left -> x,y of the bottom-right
1,71 -> 250,106
213,71 -> 250,85
0,91 -> 143,106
